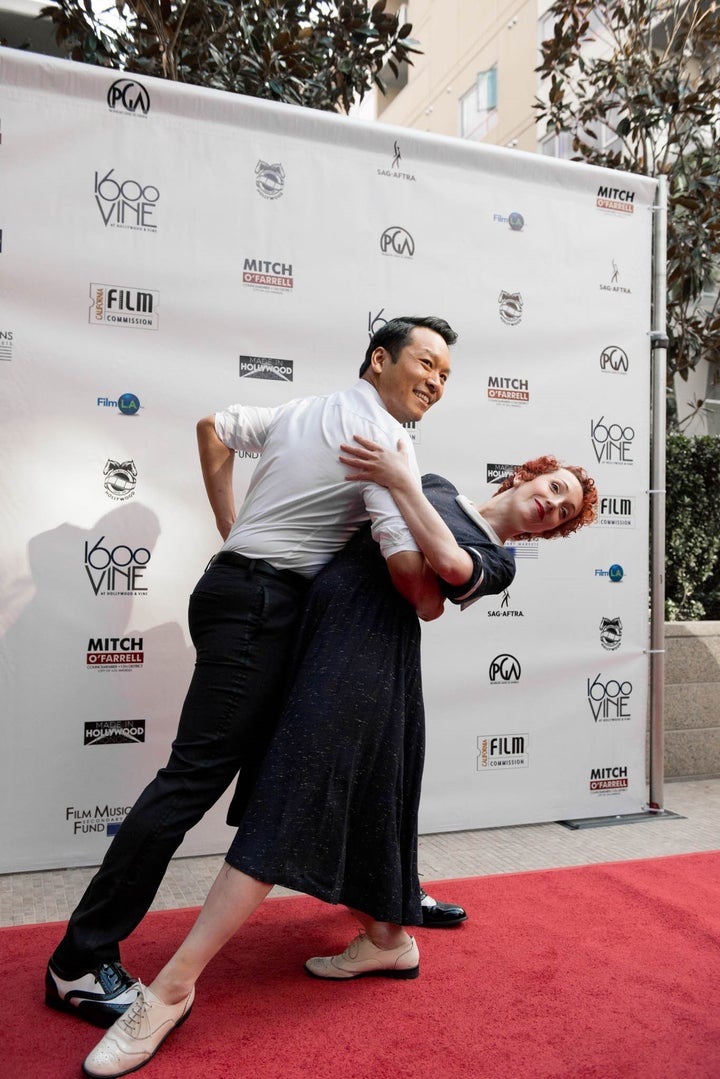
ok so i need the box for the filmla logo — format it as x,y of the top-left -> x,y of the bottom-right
95,169 -> 159,230
600,617 -> 623,651
595,564 -> 625,583
84,720 -> 146,745
239,355 -> 294,381
477,733 -> 529,770
107,78 -> 150,115
489,653 -> 521,684
87,636 -> 144,669
255,160 -> 285,199
84,538 -> 150,596
66,804 -> 132,836
590,416 -> 634,464
380,226 -> 415,258
590,765 -> 629,792
599,346 -> 629,373
103,459 -> 137,501
587,674 -> 632,722
492,211 -> 525,231
498,291 -> 523,326
96,393 -> 141,415
90,284 -> 159,329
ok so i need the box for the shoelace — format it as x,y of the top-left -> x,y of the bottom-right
118,984 -> 147,1035
99,961 -> 135,993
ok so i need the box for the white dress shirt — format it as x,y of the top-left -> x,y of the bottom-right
214,380 -> 420,578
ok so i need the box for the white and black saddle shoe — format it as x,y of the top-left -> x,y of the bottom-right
45,959 -> 139,1028
420,888 -> 468,928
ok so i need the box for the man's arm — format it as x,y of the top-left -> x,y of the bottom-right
386,551 -> 445,621
197,415 -> 237,541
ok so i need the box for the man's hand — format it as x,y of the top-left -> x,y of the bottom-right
339,435 -> 417,492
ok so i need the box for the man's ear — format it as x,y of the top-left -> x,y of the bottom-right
370,346 -> 387,374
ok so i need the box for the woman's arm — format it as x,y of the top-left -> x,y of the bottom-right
340,436 -> 473,587
197,415 -> 237,540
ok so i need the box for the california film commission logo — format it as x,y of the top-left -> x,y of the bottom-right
590,766 -> 629,793
239,355 -> 294,381
596,185 -> 635,214
104,459 -> 137,501
587,674 -> 632,722
477,734 -> 529,770
380,226 -> 415,258
255,161 -> 285,199
85,538 -> 150,596
84,720 -> 146,745
598,495 -> 635,528
590,416 -> 634,464
487,376 -> 529,404
94,169 -> 159,231
107,78 -> 150,116
87,636 -> 144,671
89,284 -> 159,329
66,804 -> 131,837
242,258 -> 293,291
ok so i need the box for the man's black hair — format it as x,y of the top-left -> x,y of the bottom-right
359,316 -> 458,377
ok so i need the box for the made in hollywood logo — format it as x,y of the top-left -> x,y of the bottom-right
84,719 -> 147,745
89,284 -> 159,329
255,160 -> 285,199
94,169 -> 159,231
239,355 -> 294,381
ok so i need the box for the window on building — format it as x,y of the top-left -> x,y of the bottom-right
460,67 -> 498,140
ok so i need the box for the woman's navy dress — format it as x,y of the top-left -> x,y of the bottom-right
225,475 -> 516,925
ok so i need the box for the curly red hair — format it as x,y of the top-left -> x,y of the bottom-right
494,455 -> 597,540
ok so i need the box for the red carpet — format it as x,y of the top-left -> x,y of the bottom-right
4,852 -> 720,1079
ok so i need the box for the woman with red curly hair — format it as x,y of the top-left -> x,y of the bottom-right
83,442 -> 597,1079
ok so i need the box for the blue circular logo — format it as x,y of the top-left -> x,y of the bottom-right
508,211 -> 525,231
609,564 -> 624,583
118,393 -> 140,416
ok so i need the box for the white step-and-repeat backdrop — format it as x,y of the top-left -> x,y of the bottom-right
0,49 -> 658,872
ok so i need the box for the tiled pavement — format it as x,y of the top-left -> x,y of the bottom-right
1,777 -> 718,929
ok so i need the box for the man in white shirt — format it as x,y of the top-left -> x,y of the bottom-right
47,316 -> 462,1029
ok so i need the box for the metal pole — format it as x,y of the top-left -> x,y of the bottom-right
649,175 -> 668,811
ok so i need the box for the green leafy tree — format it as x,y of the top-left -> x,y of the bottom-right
39,0 -> 419,113
665,434 -> 720,618
535,0 -> 720,416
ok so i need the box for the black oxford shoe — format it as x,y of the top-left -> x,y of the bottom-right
420,888 -> 468,928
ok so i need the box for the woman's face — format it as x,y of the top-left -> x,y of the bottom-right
508,468 -> 584,536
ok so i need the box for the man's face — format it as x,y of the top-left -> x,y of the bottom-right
371,327 -> 451,423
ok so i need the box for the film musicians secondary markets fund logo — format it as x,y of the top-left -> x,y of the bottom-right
90,284 -> 159,329
103,459 -> 137,501
596,185 -> 635,214
590,416 -> 634,465
239,355 -> 294,381
498,291 -> 523,326
487,376 -> 529,404
84,538 -> 150,597
107,78 -> 150,116
489,654 -> 521,684
380,226 -> 415,258
84,720 -> 146,745
0,329 -> 13,361
587,674 -> 632,722
87,636 -> 144,671
242,258 -> 293,292
66,804 -> 132,837
94,169 -> 159,231
477,734 -> 529,770
255,161 -> 285,199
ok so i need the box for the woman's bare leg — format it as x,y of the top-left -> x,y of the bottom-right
147,864 -> 272,1005
348,908 -> 412,949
